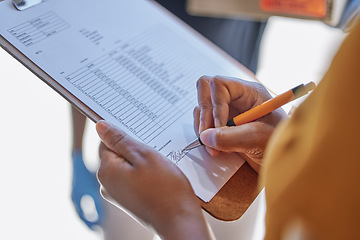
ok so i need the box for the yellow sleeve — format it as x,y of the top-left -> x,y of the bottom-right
261,20 -> 360,240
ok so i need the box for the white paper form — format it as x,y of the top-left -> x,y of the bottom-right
0,0 -> 254,202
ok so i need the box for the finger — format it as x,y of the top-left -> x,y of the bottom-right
196,76 -> 214,132
237,152 -> 262,174
193,106 -> 200,136
199,122 -> 273,156
210,76 -> 256,127
97,142 -> 132,185
194,105 -> 220,157
229,79 -> 273,114
96,120 -> 145,165
98,142 -> 131,171
211,76 -> 273,121
209,76 -> 232,127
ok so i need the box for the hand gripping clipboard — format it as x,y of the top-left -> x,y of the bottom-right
0,0 -> 261,221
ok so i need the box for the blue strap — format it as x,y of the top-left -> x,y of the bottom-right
71,150 -> 105,230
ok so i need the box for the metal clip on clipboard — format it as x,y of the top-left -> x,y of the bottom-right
13,0 -> 42,11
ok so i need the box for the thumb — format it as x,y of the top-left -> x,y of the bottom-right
96,120 -> 152,167
199,123 -> 271,155
199,127 -> 234,152
96,121 -> 133,160
96,121 -> 123,148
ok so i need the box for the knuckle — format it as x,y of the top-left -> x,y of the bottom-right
200,103 -> 213,111
98,144 -> 109,165
246,148 -> 264,159
199,113 -> 208,123
97,164 -> 107,184
136,145 -> 149,155
250,81 -> 266,92
137,147 -> 158,163
109,131 -> 126,148
97,153 -> 118,184
252,81 -> 264,89
213,129 -> 227,149
210,76 -> 222,86
97,154 -> 111,183
251,82 -> 271,100
196,75 -> 210,89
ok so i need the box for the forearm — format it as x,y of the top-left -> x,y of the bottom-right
155,205 -> 214,240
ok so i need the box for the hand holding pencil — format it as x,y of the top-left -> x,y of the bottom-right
192,76 -> 315,173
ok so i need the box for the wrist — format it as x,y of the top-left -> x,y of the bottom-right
154,198 -> 213,240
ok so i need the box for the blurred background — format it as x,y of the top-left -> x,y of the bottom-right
0,16 -> 345,239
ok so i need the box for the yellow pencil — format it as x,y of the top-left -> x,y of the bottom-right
182,82 -> 316,152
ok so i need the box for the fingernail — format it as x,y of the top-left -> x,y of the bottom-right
200,128 -> 217,148
96,120 -> 110,138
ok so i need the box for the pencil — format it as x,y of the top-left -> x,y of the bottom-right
182,82 -> 316,152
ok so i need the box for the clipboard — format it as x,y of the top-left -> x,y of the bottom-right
0,0 -> 261,221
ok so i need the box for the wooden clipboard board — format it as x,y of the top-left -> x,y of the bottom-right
0,0 -> 261,221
